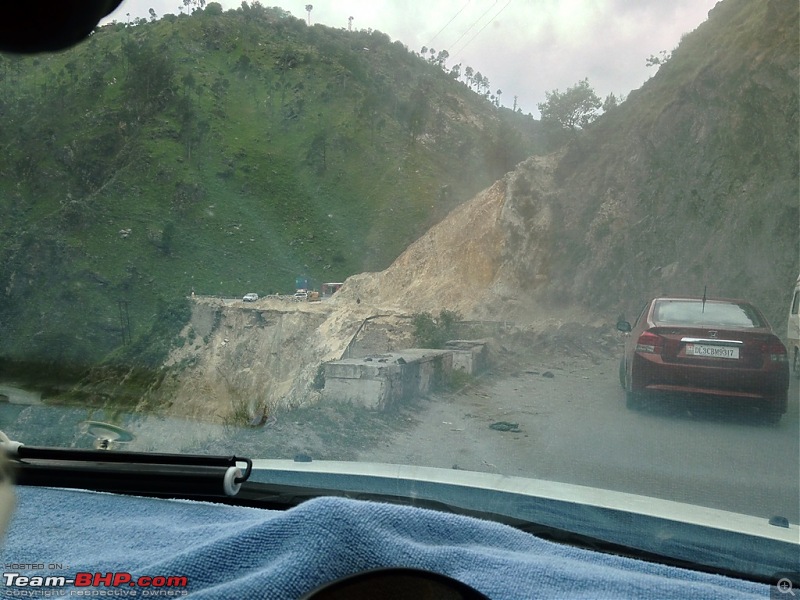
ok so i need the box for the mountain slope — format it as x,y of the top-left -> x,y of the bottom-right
339,0 -> 799,328
0,4 -> 551,369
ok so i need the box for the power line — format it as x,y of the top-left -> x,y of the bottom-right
451,0 -> 514,59
426,1 -> 471,48
445,0 -> 499,57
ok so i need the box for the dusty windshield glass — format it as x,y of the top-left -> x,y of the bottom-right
0,0 -> 798,535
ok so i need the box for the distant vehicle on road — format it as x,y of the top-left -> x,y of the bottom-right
788,275 -> 800,375
617,296 -> 789,423
242,293 -> 259,302
293,291 -> 308,301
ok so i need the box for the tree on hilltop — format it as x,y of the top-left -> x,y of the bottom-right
537,78 -> 601,130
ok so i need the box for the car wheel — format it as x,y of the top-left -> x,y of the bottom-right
625,390 -> 643,411
761,392 -> 788,425
762,410 -> 783,425
621,360 -> 643,410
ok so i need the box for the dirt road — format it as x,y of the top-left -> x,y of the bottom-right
357,356 -> 614,475
350,353 -> 799,523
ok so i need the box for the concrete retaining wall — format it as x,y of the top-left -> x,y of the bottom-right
323,350 -> 452,410
445,340 -> 489,374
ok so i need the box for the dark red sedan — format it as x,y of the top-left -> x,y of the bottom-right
617,297 -> 790,422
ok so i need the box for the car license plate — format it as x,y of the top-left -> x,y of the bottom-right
685,344 -> 739,359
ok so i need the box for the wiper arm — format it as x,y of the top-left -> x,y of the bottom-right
3,439 -> 252,498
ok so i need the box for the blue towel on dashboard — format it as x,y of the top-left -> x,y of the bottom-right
1,486 -> 765,599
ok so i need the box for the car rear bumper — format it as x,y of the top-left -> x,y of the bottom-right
630,353 -> 789,401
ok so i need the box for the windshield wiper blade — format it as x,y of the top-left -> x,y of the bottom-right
5,444 -> 252,498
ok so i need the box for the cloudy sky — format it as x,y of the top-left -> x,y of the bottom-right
109,0 -> 720,116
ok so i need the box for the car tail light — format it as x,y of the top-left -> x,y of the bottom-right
635,331 -> 663,355
761,339 -> 788,362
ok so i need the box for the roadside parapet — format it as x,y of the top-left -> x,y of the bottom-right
322,341 -> 488,410
322,350 -> 451,410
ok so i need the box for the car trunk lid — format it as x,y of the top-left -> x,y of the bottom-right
653,326 -> 774,369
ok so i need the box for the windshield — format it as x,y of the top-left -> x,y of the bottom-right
0,0 -> 798,582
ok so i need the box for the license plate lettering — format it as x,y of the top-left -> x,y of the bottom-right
685,344 -> 739,359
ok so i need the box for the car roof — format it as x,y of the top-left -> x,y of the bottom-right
651,296 -> 754,305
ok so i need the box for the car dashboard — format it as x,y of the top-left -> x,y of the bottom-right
2,457 -> 795,599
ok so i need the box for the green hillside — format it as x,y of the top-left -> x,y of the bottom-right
0,4 -> 550,370
539,0 -> 798,327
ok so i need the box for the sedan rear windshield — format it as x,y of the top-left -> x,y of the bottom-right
653,300 -> 764,328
